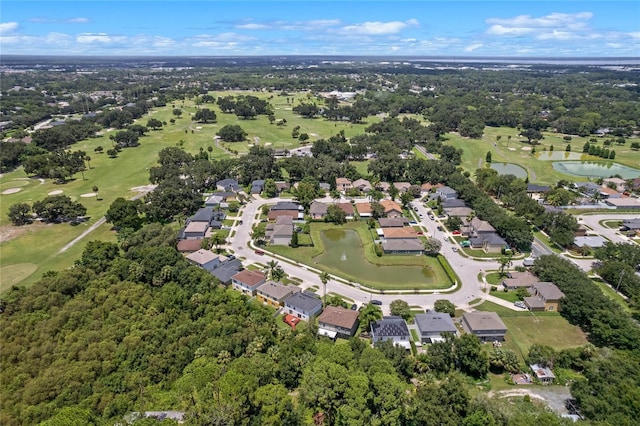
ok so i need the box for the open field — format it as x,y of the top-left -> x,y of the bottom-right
475,301 -> 587,361
0,92 -> 381,291
268,221 -> 450,290
445,126 -> 640,185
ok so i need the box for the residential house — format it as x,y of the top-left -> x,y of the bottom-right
266,216 -> 294,245
188,207 -> 226,229
525,282 -> 565,312
204,192 -> 233,208
414,312 -> 458,343
421,182 -> 435,195
284,292 -> 323,321
319,182 -> 331,192
605,198 -> 640,210
317,306 -> 360,339
379,200 -> 403,218
462,312 -> 507,342
526,183 -> 551,195
250,179 -> 265,194
337,202 -> 355,219
256,281 -> 301,307
435,186 -> 458,200
444,206 -> 474,218
574,182 -> 601,197
352,178 -> 372,193
177,239 -> 203,253
599,186 -> 622,199
573,235 -> 607,249
393,182 -> 411,193
574,225 -> 588,237
530,364 -> 555,384
336,177 -> 353,193
621,218 -> 640,235
382,227 -> 418,239
470,233 -> 507,253
355,202 -> 373,218
382,238 -> 424,254
378,218 -> 409,228
463,217 -> 496,238
183,222 -> 208,240
216,178 -> 240,192
442,199 -> 467,208
231,269 -> 267,296
268,201 -> 303,221
502,271 -> 540,290
274,181 -> 290,194
186,249 -> 228,272
309,201 -> 328,219
377,182 -> 391,192
211,259 -> 242,285
603,177 -> 626,192
370,316 -> 411,350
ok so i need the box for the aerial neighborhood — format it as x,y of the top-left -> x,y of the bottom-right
1,55 -> 639,425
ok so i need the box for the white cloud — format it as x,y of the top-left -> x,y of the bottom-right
0,22 -> 19,35
341,19 -> 418,35
65,17 -> 90,24
236,23 -> 269,30
464,43 -> 483,52
486,12 -> 594,39
76,33 -> 125,44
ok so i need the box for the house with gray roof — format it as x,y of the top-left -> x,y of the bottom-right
622,218 -> 640,231
470,233 -> 507,253
371,316 -> 411,350
309,201 -> 328,219
251,179 -> 265,194
525,282 -> 565,312
502,271 -> 540,290
266,216 -> 294,245
573,235 -> 607,249
382,238 -> 424,254
186,249 -> 228,272
256,281 -> 301,307
210,259 -> 242,285
444,206 -> 473,218
442,199 -> 467,208
435,186 -> 458,200
462,312 -> 507,342
378,218 -> 409,228
284,292 -> 323,321
414,312 -> 458,343
216,178 -> 240,192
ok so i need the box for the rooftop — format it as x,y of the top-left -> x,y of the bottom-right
414,313 -> 457,334
257,280 -> 301,300
184,221 -> 208,233
317,306 -> 360,329
463,311 -> 507,331
286,291 -> 323,312
531,282 -> 565,301
371,316 -> 410,337
232,269 -> 266,286
186,249 -> 218,265
382,238 -> 424,252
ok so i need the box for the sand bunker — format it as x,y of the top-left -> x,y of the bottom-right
196,126 -> 203,130
521,146 -> 532,151
80,192 -> 97,198
2,188 -> 22,195
508,148 -> 517,151
48,189 -> 63,195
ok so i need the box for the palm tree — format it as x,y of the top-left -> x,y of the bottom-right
266,260 -> 279,277
466,211 -> 476,237
359,303 -> 383,335
319,271 -> 330,306
210,233 -> 226,253
498,254 -> 513,278
271,266 -> 285,282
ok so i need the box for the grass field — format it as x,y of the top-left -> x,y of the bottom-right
0,91 -> 382,292
475,301 -> 587,361
444,126 -> 640,185
268,221 -> 450,290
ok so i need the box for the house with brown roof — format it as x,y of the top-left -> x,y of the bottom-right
355,202 -> 373,218
378,218 -> 409,228
599,186 -> 622,199
177,239 -> 203,253
183,221 -> 209,239
377,182 -> 391,192
501,271 -> 540,290
421,182 -> 435,194
231,269 -> 267,296
379,200 -> 403,218
393,182 -> 412,193
256,280 -> 301,307
337,202 -> 355,219
525,282 -> 565,312
444,206 -> 474,218
336,177 -> 353,193
462,312 -> 507,342
275,181 -> 290,193
317,306 -> 360,339
383,227 -> 418,239
382,238 -> 424,254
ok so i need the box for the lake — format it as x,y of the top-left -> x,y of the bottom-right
490,163 -> 528,179
552,161 -> 640,179
313,228 -> 436,286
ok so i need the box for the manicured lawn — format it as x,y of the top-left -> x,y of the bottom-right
444,126 -> 640,185
268,221 -> 450,290
600,219 -> 622,229
592,279 -> 634,314
485,272 -> 503,285
488,289 -> 521,303
475,301 -> 587,362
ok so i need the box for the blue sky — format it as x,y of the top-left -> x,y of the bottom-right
1,1 -> 639,57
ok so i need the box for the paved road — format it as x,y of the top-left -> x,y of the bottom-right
230,196 -> 503,313
578,213 -> 638,244
413,145 -> 437,160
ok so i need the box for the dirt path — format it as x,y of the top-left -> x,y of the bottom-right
58,185 -> 156,253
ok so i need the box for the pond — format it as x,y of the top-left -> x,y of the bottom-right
552,161 -> 640,179
313,229 -> 436,286
490,163 -> 528,179
536,151 -> 586,161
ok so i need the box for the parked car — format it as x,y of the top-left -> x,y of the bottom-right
514,301 -> 526,309
255,249 -> 264,255
452,230 -> 461,235
371,300 -> 383,306
350,304 -> 358,310
452,246 -> 458,252
428,214 -> 434,220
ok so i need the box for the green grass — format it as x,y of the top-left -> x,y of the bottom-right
444,126 -> 640,185
600,220 -> 622,229
485,272 -> 503,285
592,279 -> 633,313
489,290 -> 521,303
268,221 -> 450,290
475,301 -> 587,362
532,230 -> 563,254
